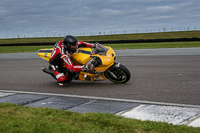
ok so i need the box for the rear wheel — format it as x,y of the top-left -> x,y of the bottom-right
105,64 -> 131,83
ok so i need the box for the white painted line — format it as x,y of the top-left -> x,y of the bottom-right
0,92 -> 15,97
1,90 -> 200,108
119,104 -> 200,125
188,116 -> 200,127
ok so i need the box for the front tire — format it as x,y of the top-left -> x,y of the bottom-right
105,64 -> 131,83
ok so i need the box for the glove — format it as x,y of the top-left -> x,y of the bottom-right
94,42 -> 101,48
86,63 -> 94,70
82,63 -> 94,71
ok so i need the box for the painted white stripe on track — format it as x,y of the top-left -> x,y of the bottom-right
0,90 -> 200,108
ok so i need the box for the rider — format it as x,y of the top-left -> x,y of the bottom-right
49,35 -> 99,85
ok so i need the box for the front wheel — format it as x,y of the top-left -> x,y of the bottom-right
104,64 -> 131,83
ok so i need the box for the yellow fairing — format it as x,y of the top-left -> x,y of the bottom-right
37,48 -> 53,61
71,46 -> 116,72
70,48 -> 92,65
78,72 -> 107,81
94,46 -> 116,72
71,46 -> 116,81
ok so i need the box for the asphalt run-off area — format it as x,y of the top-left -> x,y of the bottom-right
0,48 -> 200,127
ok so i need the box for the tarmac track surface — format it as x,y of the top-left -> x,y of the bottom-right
0,49 -> 200,106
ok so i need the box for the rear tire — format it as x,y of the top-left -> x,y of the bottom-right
105,64 -> 131,83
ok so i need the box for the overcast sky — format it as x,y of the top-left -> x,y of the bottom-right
0,0 -> 199,38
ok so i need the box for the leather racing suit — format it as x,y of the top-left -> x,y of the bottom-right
49,41 -> 95,83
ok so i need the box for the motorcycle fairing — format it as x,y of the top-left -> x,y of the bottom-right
37,48 -> 53,61
37,46 -> 117,81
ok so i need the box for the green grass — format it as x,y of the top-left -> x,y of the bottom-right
0,41 -> 200,53
105,41 -> 200,49
0,103 -> 199,133
0,46 -> 53,53
0,31 -> 200,44
78,30 -> 200,41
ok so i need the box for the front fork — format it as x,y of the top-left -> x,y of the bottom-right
109,61 -> 121,69
106,61 -> 121,78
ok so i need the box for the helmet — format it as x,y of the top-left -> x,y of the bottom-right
63,35 -> 78,53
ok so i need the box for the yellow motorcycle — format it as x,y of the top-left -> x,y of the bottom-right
37,43 -> 131,83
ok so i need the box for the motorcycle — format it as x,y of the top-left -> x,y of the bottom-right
37,43 -> 131,83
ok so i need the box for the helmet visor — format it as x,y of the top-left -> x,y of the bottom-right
67,43 -> 77,53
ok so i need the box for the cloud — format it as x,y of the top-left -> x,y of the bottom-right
0,0 -> 199,38
147,6 -> 176,12
102,9 -> 123,15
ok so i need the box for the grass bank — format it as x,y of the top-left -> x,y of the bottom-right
0,45 -> 52,53
0,31 -> 200,45
0,103 -> 199,133
0,41 -> 200,53
105,41 -> 200,49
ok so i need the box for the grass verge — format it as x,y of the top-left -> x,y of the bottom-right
0,41 -> 200,53
0,31 -> 200,45
104,41 -> 200,49
0,46 -> 52,53
0,103 -> 199,133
